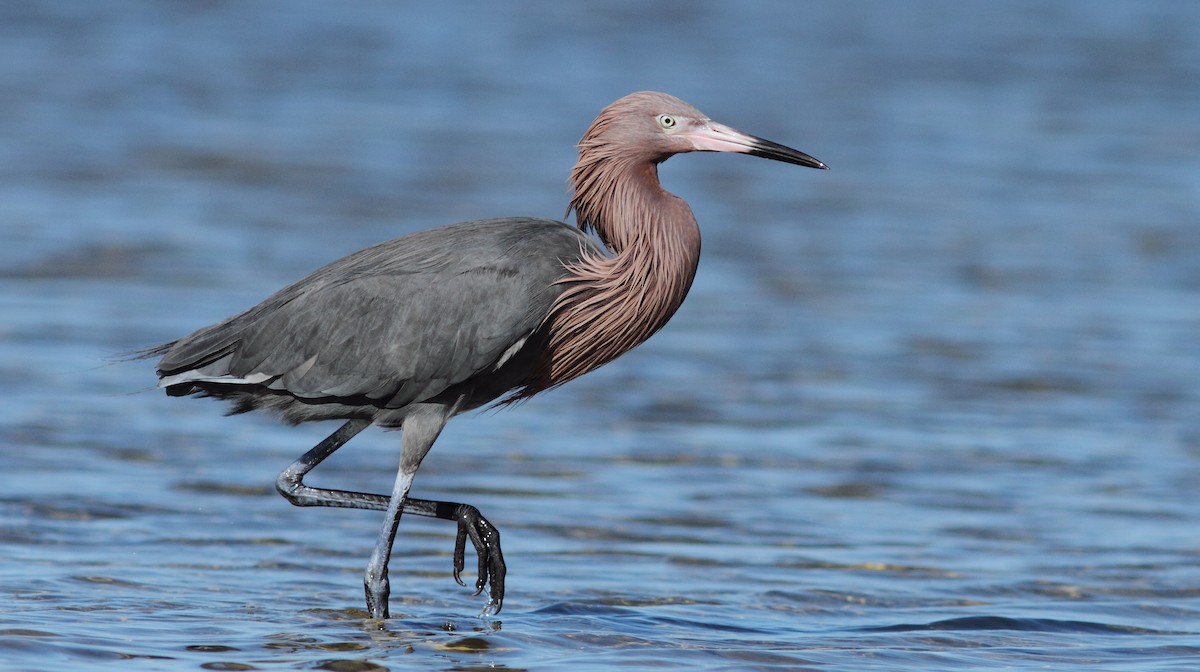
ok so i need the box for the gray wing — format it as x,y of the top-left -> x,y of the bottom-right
155,218 -> 594,409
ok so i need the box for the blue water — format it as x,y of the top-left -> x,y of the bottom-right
2,1 -> 1199,670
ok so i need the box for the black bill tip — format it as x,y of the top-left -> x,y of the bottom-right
748,137 -> 828,170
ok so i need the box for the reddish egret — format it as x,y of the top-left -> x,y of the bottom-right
147,91 -> 826,618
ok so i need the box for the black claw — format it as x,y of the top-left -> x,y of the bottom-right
449,504 -> 506,614
452,524 -> 469,587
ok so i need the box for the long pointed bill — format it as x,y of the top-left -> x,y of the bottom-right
683,121 -> 828,170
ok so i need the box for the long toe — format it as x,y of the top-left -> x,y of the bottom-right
485,530 -> 506,614
453,504 -> 506,614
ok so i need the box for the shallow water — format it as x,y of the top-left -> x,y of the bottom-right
2,1 -> 1199,670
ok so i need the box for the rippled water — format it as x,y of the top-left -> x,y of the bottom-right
2,1 -> 1198,670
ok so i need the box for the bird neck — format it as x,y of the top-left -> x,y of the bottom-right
516,158 -> 702,398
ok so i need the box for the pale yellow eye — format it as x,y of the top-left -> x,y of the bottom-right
656,114 -> 677,129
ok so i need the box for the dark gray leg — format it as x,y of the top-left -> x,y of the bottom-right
363,466 -> 413,618
275,419 -> 373,508
275,416 -> 505,617
362,405 -> 449,619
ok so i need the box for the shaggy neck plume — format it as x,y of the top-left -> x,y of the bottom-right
514,143 -> 702,399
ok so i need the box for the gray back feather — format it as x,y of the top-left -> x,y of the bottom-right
155,218 -> 596,419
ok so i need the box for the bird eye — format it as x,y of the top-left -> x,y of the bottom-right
656,114 -> 677,129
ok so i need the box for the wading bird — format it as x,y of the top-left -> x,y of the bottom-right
147,91 -> 826,619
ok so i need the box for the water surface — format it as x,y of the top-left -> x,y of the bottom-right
1,2 -> 1198,670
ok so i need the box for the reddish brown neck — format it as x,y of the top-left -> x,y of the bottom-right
514,158 -> 701,398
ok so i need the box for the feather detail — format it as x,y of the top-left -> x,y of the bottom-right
510,98 -> 703,399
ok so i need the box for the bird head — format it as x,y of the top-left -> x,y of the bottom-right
580,91 -> 827,169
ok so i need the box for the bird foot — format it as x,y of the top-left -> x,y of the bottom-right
363,570 -> 391,620
450,504 -> 506,615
